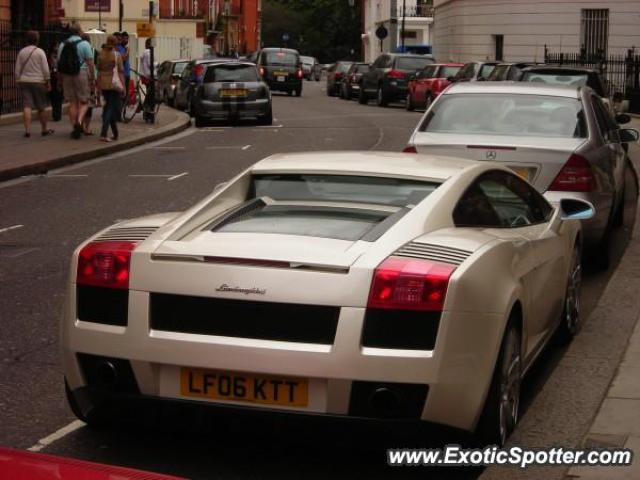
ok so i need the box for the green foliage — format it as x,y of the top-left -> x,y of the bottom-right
261,0 -> 362,63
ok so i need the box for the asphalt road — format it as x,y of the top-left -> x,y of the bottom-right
0,80 -> 637,479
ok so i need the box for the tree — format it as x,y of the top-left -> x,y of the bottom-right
261,0 -> 362,63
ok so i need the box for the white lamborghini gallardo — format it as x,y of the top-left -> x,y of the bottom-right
62,151 -> 594,445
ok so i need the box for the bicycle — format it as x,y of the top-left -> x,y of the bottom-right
123,69 -> 161,124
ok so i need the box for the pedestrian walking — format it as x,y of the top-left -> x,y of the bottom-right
47,42 -> 63,122
117,31 -> 131,120
15,31 -> 53,138
81,32 -> 97,136
58,23 -> 97,139
97,35 -> 125,142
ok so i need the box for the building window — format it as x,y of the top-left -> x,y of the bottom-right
494,34 -> 504,61
401,30 -> 417,39
581,9 -> 609,57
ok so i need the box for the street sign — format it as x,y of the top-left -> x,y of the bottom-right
375,25 -> 388,40
136,22 -> 156,38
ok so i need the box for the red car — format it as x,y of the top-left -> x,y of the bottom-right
0,447 -> 185,480
406,63 -> 464,111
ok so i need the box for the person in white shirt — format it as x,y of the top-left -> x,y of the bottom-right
15,31 -> 53,138
139,38 -> 152,82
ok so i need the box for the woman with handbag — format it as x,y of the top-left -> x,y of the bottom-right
96,35 -> 125,142
15,31 -> 53,138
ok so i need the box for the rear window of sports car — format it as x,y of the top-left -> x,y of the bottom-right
204,65 -> 258,83
210,175 -> 440,241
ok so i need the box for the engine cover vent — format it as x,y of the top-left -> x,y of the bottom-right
394,242 -> 472,266
94,226 -> 159,242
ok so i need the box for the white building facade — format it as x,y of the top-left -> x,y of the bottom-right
362,0 -> 434,62
433,0 -> 640,63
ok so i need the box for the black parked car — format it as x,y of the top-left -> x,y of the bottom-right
326,61 -> 353,96
256,48 -> 303,96
519,65 -> 609,98
452,61 -> 498,82
359,53 -> 435,107
174,58 -> 224,111
189,61 -> 272,127
157,59 -> 189,107
486,62 -> 540,81
340,63 -> 370,99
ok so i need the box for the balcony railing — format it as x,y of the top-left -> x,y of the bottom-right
159,1 -> 208,20
396,4 -> 434,18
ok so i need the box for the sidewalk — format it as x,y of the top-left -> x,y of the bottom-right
0,106 -> 190,182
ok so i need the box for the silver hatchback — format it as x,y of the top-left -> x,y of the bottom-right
406,82 -> 638,266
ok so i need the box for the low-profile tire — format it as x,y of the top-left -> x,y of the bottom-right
258,109 -> 273,125
475,319 -> 522,447
557,244 -> 582,343
588,230 -> 611,271
406,92 -> 414,111
294,88 -> 302,97
326,84 -> 333,97
376,85 -> 388,107
613,184 -> 626,228
194,115 -> 206,128
358,88 -> 368,104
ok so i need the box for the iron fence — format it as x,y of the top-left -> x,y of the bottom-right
0,22 -> 67,116
545,46 -> 640,111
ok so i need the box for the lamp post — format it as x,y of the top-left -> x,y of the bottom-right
400,0 -> 406,52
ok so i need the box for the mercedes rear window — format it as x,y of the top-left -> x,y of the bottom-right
251,174 -> 439,207
204,64 -> 258,83
397,57 -> 435,71
420,93 -> 587,138
522,72 -> 588,87
264,51 -> 298,66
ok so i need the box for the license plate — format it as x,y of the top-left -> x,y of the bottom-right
511,167 -> 532,181
180,367 -> 309,407
220,89 -> 247,97
276,76 -> 286,82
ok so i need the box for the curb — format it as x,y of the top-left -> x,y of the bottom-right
0,111 -> 191,183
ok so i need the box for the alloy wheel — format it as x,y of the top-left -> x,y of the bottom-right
565,248 -> 582,335
498,327 -> 521,446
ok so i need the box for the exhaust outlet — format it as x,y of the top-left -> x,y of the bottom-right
369,387 -> 401,417
95,361 -> 118,388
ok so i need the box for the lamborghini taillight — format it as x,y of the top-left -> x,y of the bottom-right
77,241 -> 137,289
367,257 -> 455,312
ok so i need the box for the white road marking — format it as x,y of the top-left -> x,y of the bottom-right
27,420 -> 85,452
242,145 -> 251,150
0,224 -> 24,234
47,174 -> 88,178
205,146 -> 246,150
168,172 -> 189,181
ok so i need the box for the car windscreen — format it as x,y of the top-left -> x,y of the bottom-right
355,64 -> 369,73
337,62 -> 353,73
397,57 -> 435,71
420,93 -> 587,138
204,64 -> 258,83
174,62 -> 188,74
252,174 -> 439,207
522,72 -> 588,88
479,64 -> 497,79
440,66 -> 461,78
263,51 -> 298,66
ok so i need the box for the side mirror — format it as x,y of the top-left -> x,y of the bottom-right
616,113 -> 631,125
619,128 -> 640,144
560,198 -> 596,221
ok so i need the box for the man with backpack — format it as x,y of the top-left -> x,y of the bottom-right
57,24 -> 96,139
